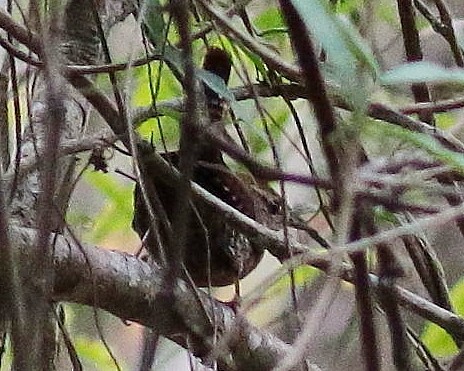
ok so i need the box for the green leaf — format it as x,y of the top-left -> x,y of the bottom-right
132,63 -> 181,108
74,337 -> 127,370
268,265 -> 320,297
337,17 -> 380,77
435,112 -> 458,130
197,69 -> 235,103
288,0 -> 378,110
335,0 -> 363,15
381,61 -> 464,86
143,0 -> 167,48
237,45 -> 270,83
421,277 -> 464,356
254,6 -> 287,37
142,0 -> 186,81
137,116 -> 180,147
291,0 -> 355,72
254,6 -> 285,30
132,62 -> 181,145
84,171 -> 134,243
0,337 -> 11,370
372,206 -> 399,225
243,99 -> 289,155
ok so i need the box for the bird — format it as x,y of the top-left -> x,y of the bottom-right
132,48 -> 284,287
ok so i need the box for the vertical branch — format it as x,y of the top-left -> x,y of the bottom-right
5,0 -> 112,368
7,0 -> 22,201
278,2 -> 382,369
402,235 -> 452,312
23,3 -> 67,368
0,161 -> 20,367
377,246 -> 415,370
278,0 -> 341,210
0,71 -> 8,173
397,0 -> 434,124
414,0 -> 464,67
406,1 -> 464,241
165,0 -> 199,286
433,0 -> 463,67
364,214 -> 415,369
349,205 -> 381,371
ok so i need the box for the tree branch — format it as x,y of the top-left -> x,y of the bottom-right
8,225 -> 310,371
9,218 -> 464,368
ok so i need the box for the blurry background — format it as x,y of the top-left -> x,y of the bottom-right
21,0 -> 464,369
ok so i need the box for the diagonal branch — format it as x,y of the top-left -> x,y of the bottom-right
9,225 -> 311,371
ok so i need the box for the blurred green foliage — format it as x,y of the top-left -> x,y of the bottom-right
421,277 -> 464,356
74,337 -> 127,370
363,119 -> 464,173
268,265 -> 320,297
84,170 -> 134,243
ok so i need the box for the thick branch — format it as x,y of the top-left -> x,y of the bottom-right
10,216 -> 464,367
9,225 -> 308,371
